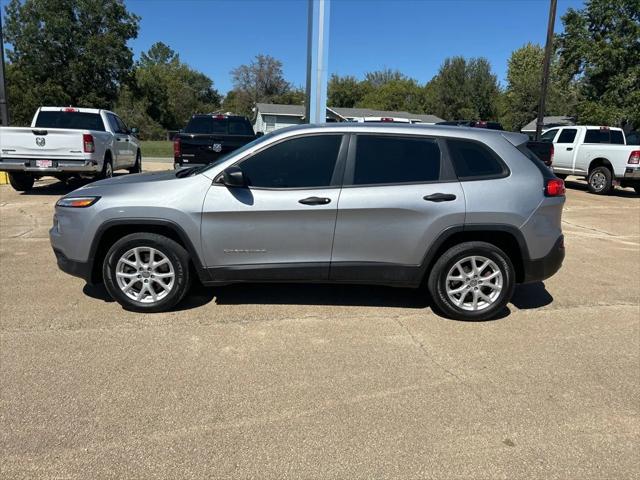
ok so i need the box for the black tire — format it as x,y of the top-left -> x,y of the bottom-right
99,156 -> 113,180
427,241 -> 515,321
8,172 -> 35,192
587,166 -> 613,195
103,233 -> 191,313
129,150 -> 142,174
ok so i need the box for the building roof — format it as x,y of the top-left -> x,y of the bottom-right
521,116 -> 576,132
254,103 -> 444,123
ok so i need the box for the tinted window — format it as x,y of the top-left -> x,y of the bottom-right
611,130 -> 624,145
34,111 -> 105,131
447,139 -> 506,179
185,117 -> 227,134
540,129 -> 558,142
557,128 -> 577,143
584,129 -> 624,144
353,135 -> 440,185
115,115 -> 129,133
240,135 -> 341,188
228,118 -> 253,135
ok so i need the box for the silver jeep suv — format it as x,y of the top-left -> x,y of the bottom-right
50,124 -> 565,320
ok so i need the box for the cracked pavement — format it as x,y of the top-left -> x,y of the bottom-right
1,168 -> 638,479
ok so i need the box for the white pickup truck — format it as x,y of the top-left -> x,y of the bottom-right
540,125 -> 640,195
0,107 -> 141,191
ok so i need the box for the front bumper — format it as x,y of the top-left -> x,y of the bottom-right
522,235 -> 565,283
0,158 -> 100,174
52,248 -> 93,282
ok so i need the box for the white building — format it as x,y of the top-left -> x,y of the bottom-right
253,103 -> 444,134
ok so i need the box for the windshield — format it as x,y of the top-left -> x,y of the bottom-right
186,132 -> 276,176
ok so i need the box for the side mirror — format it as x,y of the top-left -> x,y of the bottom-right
256,131 -> 264,137
221,166 -> 246,187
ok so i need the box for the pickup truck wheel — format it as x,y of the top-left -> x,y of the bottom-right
103,233 -> 191,313
8,173 -> 35,192
129,151 -> 142,174
587,166 -> 613,194
427,241 -> 515,321
99,158 -> 113,180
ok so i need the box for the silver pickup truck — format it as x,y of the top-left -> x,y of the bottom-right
0,107 -> 141,191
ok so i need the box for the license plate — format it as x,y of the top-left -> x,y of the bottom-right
36,160 -> 53,168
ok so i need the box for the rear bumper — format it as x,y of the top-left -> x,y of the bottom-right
623,166 -> 640,180
0,158 -> 100,174
522,235 -> 565,283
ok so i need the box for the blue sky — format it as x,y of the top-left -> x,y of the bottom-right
2,0 -> 586,93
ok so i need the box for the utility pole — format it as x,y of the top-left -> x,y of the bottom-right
0,8 -> 9,126
535,0 -> 557,140
304,0 -> 330,124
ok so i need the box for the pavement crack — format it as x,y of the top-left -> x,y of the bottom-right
561,219 -> 619,237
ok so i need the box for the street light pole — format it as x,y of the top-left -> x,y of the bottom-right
304,0 -> 330,124
535,0 -> 557,140
0,8 -> 10,126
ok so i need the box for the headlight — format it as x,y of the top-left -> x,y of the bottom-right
56,196 -> 100,208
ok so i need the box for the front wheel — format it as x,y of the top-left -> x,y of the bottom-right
587,166 -> 613,195
103,233 -> 191,312
8,172 -> 35,192
129,151 -> 142,174
427,242 -> 515,321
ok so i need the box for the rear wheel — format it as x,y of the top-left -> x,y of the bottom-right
8,173 -> 34,192
427,241 -> 515,321
587,166 -> 613,195
129,150 -> 142,174
99,157 -> 113,180
103,233 -> 191,312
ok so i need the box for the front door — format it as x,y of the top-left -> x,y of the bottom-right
552,127 -> 578,172
201,133 -> 347,282
330,134 -> 465,285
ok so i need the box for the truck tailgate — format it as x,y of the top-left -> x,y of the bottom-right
179,134 -> 255,164
0,127 -> 87,159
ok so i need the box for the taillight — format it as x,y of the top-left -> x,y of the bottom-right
173,137 -> 181,157
545,178 -> 565,197
628,150 -> 640,164
82,134 -> 95,153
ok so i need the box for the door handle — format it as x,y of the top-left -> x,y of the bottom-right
299,196 -> 331,205
566,147 -> 573,151
423,193 -> 457,202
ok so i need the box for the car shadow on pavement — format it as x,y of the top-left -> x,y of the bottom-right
83,281 -> 553,318
510,282 -> 554,309
565,179 -> 639,198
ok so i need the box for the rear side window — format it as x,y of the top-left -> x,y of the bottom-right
239,135 -> 342,188
447,139 -> 506,179
584,129 -> 625,144
34,111 -> 105,131
352,135 -> 441,185
185,117 -> 227,134
557,128 -> 577,143
228,118 -> 254,135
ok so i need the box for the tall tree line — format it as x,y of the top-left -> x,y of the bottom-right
2,0 -> 638,139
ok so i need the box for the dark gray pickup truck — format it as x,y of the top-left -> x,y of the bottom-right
173,114 -> 261,168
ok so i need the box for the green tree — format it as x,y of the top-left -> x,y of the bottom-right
467,58 -> 500,120
357,77 -> 425,112
501,43 -> 576,131
430,57 -> 474,120
328,74 -> 365,108
226,54 -> 293,116
3,0 -> 139,124
558,0 -> 640,128
118,42 -> 222,139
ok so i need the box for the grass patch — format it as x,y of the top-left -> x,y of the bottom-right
140,140 -> 173,158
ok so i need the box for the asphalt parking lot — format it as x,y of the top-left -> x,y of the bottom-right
1,164 -> 638,479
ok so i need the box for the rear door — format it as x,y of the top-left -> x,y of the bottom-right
330,134 -> 465,285
201,133 -> 347,281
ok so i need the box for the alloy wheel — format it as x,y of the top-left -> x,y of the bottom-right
445,255 -> 503,311
115,246 -> 175,304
